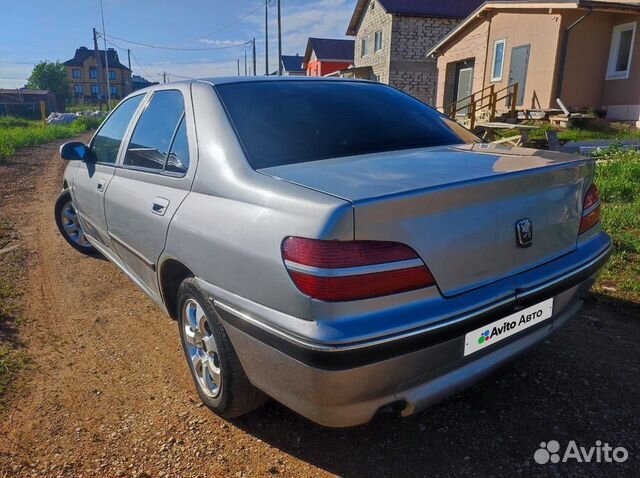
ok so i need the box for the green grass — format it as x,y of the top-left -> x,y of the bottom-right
0,115 -> 102,163
498,119 -> 640,143
593,150 -> 640,301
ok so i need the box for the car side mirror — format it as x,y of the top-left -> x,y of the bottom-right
60,142 -> 92,162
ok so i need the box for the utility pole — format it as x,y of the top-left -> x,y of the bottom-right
277,0 -> 282,76
92,28 -> 105,110
244,49 -> 247,76
237,59 -> 240,76
265,0 -> 269,75
163,72 -> 167,84
252,38 -> 257,76
99,0 -> 112,109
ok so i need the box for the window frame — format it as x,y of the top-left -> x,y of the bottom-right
110,85 -> 118,96
121,89 -> 190,177
73,84 -> 83,95
361,37 -> 369,57
374,31 -> 383,52
90,84 -> 101,95
89,93 -> 147,166
109,70 -> 116,81
606,21 -> 637,80
89,67 -> 98,79
72,68 -> 81,79
491,39 -> 506,82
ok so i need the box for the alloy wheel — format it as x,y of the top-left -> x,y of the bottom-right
60,200 -> 92,249
183,298 -> 222,398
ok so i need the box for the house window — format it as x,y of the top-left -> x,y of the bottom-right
72,69 -> 81,79
361,37 -> 369,57
74,84 -> 83,95
111,86 -> 117,96
109,70 -> 116,81
89,67 -> 98,79
607,22 -> 637,80
374,31 -> 383,52
491,39 -> 506,82
91,84 -> 101,95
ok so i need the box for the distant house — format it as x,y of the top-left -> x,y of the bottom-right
63,47 -> 131,103
0,89 -> 58,116
346,0 -> 484,104
428,0 -> 640,125
303,38 -> 355,76
280,54 -> 305,76
131,75 -> 159,92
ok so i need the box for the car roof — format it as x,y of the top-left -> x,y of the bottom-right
198,76 -> 365,86
128,76 -> 373,97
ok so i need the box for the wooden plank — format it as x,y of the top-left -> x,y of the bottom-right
556,98 -> 571,116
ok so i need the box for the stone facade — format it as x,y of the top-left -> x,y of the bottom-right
354,0 -> 393,83
352,0 -> 461,105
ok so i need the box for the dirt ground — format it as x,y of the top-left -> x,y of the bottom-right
0,137 -> 638,478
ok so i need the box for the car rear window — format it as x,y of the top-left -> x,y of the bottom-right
215,80 -> 479,169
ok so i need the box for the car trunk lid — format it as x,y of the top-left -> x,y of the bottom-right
260,144 -> 594,296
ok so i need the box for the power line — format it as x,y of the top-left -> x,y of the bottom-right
172,0 -> 268,46
99,31 -> 250,51
102,36 -> 152,79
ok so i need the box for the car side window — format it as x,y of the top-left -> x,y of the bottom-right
91,94 -> 144,164
164,116 -> 190,175
124,90 -> 185,171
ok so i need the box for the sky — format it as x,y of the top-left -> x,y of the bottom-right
0,0 -> 355,88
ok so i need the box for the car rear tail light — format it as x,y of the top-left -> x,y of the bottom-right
282,237 -> 436,302
579,183 -> 601,234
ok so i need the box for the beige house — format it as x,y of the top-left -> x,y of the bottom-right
428,0 -> 640,125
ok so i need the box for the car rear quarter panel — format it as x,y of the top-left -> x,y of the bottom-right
161,82 -> 354,319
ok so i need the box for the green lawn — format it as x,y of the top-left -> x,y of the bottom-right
593,150 -> 640,301
0,116 -> 102,163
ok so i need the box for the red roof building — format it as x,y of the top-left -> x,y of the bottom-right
303,38 -> 355,77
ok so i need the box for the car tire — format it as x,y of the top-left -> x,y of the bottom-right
177,278 -> 267,418
54,189 -> 97,255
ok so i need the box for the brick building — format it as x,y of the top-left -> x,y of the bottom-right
63,47 -> 131,104
346,0 -> 485,105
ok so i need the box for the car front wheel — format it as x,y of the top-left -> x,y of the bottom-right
54,189 -> 96,255
177,278 -> 266,418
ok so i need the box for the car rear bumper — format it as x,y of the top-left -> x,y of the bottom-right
202,235 -> 611,427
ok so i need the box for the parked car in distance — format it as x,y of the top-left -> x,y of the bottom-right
55,78 -> 611,427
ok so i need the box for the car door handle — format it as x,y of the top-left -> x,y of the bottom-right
96,179 -> 106,192
151,197 -> 170,216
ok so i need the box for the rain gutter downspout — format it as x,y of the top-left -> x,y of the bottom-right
556,7 -> 593,99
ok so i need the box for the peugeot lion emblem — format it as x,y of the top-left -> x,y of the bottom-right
516,218 -> 533,248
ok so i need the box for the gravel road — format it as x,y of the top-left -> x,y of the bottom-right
0,137 -> 638,478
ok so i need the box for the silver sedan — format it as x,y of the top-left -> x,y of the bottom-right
55,77 -> 611,427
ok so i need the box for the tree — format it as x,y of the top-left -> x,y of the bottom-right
26,61 -> 71,104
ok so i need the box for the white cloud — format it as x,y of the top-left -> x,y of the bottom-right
198,39 -> 246,46
0,63 -> 32,88
137,59 -> 242,81
247,0 -> 354,71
